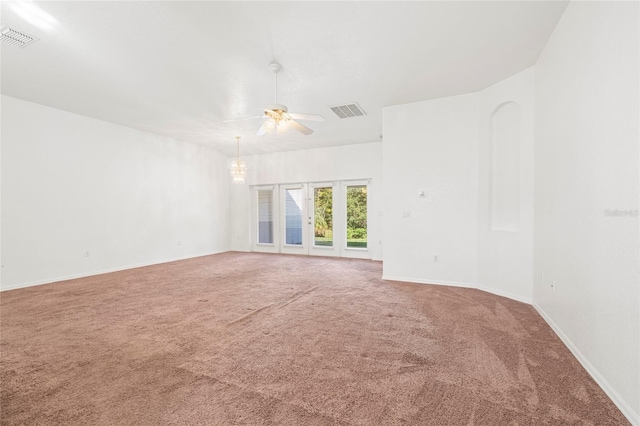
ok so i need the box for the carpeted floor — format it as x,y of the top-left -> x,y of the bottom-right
0,252 -> 629,425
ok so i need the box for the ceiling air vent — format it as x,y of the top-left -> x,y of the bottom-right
329,103 -> 366,119
1,26 -> 38,48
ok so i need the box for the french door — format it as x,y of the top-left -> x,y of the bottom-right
251,180 -> 370,258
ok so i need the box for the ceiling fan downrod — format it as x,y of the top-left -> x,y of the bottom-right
269,62 -> 282,105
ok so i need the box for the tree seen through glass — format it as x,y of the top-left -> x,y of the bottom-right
346,186 -> 367,248
314,187 -> 333,246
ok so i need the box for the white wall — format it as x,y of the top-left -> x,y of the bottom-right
382,69 -> 535,298
229,142 -> 383,260
534,1 -> 639,422
1,95 -> 231,290
382,93 -> 480,286
478,68 -> 535,302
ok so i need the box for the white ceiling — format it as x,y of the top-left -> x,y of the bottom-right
1,1 -> 568,156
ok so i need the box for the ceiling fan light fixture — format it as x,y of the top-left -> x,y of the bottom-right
275,119 -> 292,134
264,104 -> 288,124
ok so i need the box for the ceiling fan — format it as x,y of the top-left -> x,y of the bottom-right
224,62 -> 324,136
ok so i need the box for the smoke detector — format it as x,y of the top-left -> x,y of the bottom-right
1,26 -> 38,48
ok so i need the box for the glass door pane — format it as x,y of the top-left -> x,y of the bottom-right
253,186 -> 279,253
284,188 -> 303,245
346,185 -> 367,248
313,187 -> 333,247
257,189 -> 273,244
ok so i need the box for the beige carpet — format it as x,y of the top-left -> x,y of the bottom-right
0,252 -> 629,425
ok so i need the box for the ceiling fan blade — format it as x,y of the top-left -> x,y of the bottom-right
289,119 -> 314,136
289,112 -> 324,122
256,122 -> 267,136
223,115 -> 263,123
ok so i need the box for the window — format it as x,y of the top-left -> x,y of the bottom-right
257,190 -> 273,244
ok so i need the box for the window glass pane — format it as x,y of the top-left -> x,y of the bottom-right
314,187 -> 333,247
346,185 -> 367,248
258,190 -> 273,244
285,188 -> 303,245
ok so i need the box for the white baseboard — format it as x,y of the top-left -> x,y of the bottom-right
382,275 -> 532,304
533,303 -> 639,426
382,274 -> 637,424
476,284 -> 532,305
0,250 -> 226,292
382,275 -> 478,289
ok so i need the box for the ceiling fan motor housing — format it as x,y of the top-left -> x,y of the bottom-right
266,104 -> 288,114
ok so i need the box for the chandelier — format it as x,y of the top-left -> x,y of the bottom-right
229,136 -> 247,184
